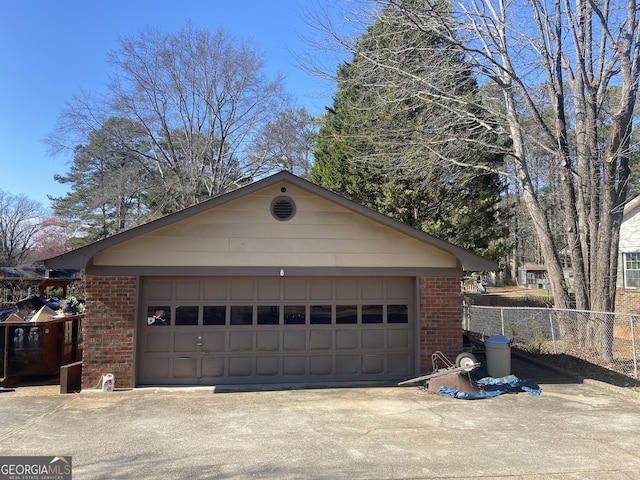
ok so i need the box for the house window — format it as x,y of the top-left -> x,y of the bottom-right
175,306 -> 198,326
624,253 -> 640,288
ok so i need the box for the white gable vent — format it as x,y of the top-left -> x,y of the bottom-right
271,196 -> 296,221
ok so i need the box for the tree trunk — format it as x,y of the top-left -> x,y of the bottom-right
503,87 -> 570,309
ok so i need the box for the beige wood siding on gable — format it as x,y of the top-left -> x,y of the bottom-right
92,183 -> 458,268
620,208 -> 640,251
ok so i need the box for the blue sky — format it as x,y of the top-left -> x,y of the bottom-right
0,0 -> 338,210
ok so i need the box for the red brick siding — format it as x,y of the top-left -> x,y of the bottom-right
616,288 -> 640,315
83,275 -> 137,389
419,276 -> 463,371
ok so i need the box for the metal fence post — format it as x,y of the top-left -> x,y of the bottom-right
549,311 -> 557,354
462,301 -> 469,331
500,308 -> 505,336
631,316 -> 638,380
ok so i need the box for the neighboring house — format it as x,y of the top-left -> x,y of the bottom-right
0,267 -> 80,303
616,195 -> 640,314
45,171 -> 495,389
518,264 -> 550,290
515,249 -> 573,290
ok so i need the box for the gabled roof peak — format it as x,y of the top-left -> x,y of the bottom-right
45,171 -> 496,272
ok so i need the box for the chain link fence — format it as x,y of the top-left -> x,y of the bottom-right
463,304 -> 640,380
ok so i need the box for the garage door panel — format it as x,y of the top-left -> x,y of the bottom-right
361,279 -> 384,300
386,279 -> 408,299
309,355 -> 332,375
388,354 -> 411,374
146,279 -> 172,300
257,279 -> 280,300
336,330 -> 358,349
362,330 -> 384,349
362,354 -> 384,374
146,332 -> 171,352
143,357 -> 170,379
283,356 -> 306,375
256,331 -> 279,351
174,357 -> 197,377
139,277 -> 416,385
176,280 -> 200,300
309,330 -> 332,350
174,332 -> 198,352
336,279 -> 358,300
231,279 -> 254,300
202,332 -> 225,351
204,279 -> 227,300
229,331 -> 253,351
336,355 -> 359,374
309,280 -> 332,300
284,279 -> 306,300
283,331 -> 305,350
388,329 -> 410,349
256,356 -> 279,375
202,357 -> 225,377
229,357 -> 253,376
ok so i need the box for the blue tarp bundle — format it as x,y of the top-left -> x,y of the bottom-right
438,374 -> 542,400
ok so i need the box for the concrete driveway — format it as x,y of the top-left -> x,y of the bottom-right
1,357 -> 640,479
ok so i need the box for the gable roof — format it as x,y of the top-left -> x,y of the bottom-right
623,194 -> 640,221
44,171 -> 496,272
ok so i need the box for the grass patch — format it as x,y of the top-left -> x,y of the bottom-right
465,287 -> 553,307
490,288 -> 552,298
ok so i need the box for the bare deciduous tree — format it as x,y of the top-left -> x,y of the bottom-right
303,0 -> 640,325
48,23 -> 290,214
0,191 -> 46,266
248,107 -> 319,177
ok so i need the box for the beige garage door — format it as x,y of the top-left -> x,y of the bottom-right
137,277 -> 415,385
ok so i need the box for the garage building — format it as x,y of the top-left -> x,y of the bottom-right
45,171 -> 494,388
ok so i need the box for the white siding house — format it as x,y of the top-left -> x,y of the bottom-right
618,196 -> 640,289
616,196 -> 640,314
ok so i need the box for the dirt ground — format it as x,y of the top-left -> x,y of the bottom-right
523,350 -> 640,390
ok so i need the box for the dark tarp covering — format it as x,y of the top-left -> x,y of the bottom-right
438,374 -> 542,399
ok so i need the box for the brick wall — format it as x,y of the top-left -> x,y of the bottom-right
83,275 -> 137,389
79,274 -> 461,387
419,276 -> 463,371
616,288 -> 640,315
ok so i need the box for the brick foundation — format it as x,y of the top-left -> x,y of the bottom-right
615,288 -> 640,315
82,275 -> 137,389
419,276 -> 463,371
